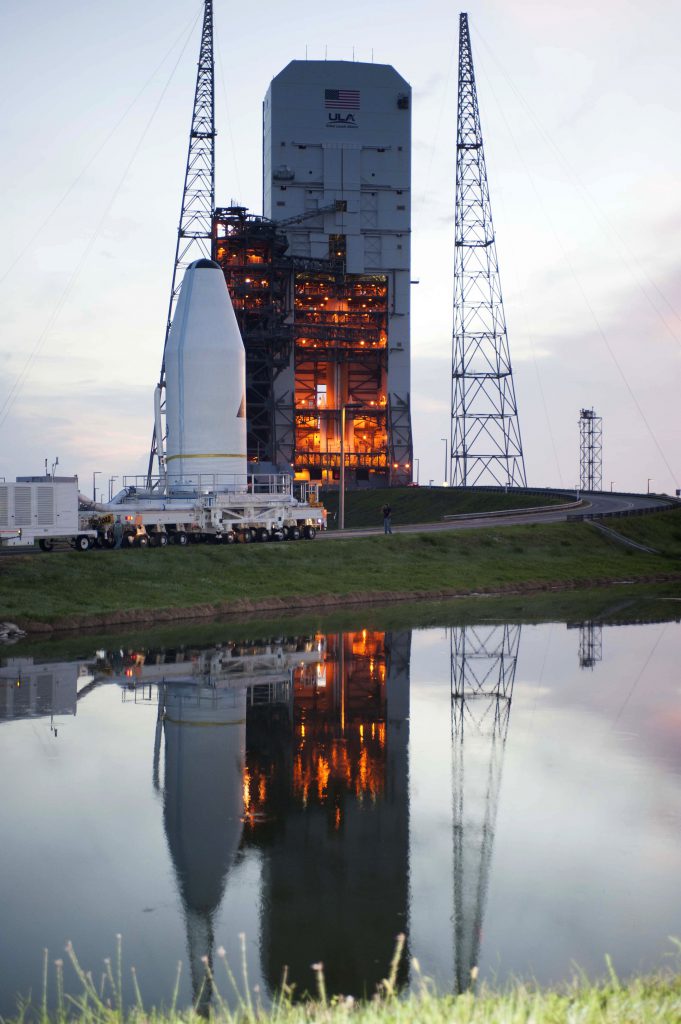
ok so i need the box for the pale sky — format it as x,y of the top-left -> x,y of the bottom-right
0,0 -> 679,496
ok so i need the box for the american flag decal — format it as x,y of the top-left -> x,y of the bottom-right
325,88 -> 360,110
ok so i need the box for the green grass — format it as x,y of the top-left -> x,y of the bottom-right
8,937 -> 681,1024
321,485 -> 568,529
600,508 -> 681,557
1,518 -> 679,629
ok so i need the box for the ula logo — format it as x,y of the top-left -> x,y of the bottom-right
327,112 -> 357,127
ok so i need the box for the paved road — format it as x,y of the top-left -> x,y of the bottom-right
318,491 -> 674,541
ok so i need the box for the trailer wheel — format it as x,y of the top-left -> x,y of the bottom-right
257,528 -> 270,542
135,535 -> 150,548
239,529 -> 252,544
303,525 -> 316,540
75,535 -> 91,552
288,527 -> 301,541
103,536 -> 116,549
174,531 -> 189,546
224,531 -> 236,544
38,538 -> 54,552
157,533 -> 168,547
271,529 -> 284,542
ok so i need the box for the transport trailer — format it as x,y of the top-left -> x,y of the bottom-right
1,474 -> 326,550
101,474 -> 326,547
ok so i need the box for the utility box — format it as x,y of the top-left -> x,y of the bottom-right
0,478 -> 80,546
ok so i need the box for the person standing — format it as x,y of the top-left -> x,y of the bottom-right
382,503 -> 393,535
113,515 -> 123,549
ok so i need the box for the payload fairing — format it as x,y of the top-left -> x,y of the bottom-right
162,259 -> 247,489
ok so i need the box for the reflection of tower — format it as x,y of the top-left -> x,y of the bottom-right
161,683 -> 246,1012
246,630 -> 411,999
578,622 -> 603,670
450,625 -> 519,991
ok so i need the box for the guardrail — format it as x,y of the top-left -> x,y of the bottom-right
442,498 -> 583,522
568,500 -> 681,523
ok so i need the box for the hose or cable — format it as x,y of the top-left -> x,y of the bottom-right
215,30 -> 242,201
0,12 -> 200,431
472,26 -> 681,349
470,27 -> 676,482
0,7 -> 201,292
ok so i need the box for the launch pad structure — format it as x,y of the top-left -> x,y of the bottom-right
148,2 -> 414,490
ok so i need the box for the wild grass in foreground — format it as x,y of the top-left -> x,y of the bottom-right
8,936 -> 681,1024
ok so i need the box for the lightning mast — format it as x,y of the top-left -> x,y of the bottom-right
450,13 -> 526,488
147,0 -> 216,485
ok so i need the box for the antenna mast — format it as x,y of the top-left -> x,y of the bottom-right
147,0 -> 216,484
450,13 -> 526,488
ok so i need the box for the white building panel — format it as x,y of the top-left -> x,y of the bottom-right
264,60 -> 413,475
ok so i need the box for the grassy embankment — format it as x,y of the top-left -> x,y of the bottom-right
599,508 -> 681,557
0,510 -> 679,630
321,485 -> 567,529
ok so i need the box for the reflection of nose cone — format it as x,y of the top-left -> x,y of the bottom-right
165,259 -> 247,487
162,685 -> 246,1002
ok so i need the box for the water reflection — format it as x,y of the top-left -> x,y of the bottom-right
576,622 -> 603,670
0,657 -> 78,731
243,630 -> 410,998
450,626 -> 519,992
1,603 -> 680,1014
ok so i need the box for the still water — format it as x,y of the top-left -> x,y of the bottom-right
1,601 -> 680,1012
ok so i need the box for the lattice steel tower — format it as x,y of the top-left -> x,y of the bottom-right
579,407 -> 602,491
147,0 -> 216,484
451,624 -> 519,990
451,13 -> 526,488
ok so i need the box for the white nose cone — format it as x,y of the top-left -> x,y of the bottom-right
165,259 -> 247,489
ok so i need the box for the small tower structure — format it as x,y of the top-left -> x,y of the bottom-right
450,13 -> 526,488
147,0 -> 216,483
578,622 -> 603,670
579,408 -> 602,491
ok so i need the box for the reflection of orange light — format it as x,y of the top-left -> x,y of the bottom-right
334,806 -> 342,830
243,769 -> 251,811
317,755 -> 330,801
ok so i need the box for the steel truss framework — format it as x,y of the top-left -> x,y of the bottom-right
451,624 -> 520,990
451,14 -> 526,488
147,0 -> 216,482
577,621 -> 603,670
212,207 -> 293,464
579,407 -> 602,491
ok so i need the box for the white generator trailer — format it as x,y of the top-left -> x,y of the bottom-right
1,474 -> 326,551
0,477 -> 96,550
